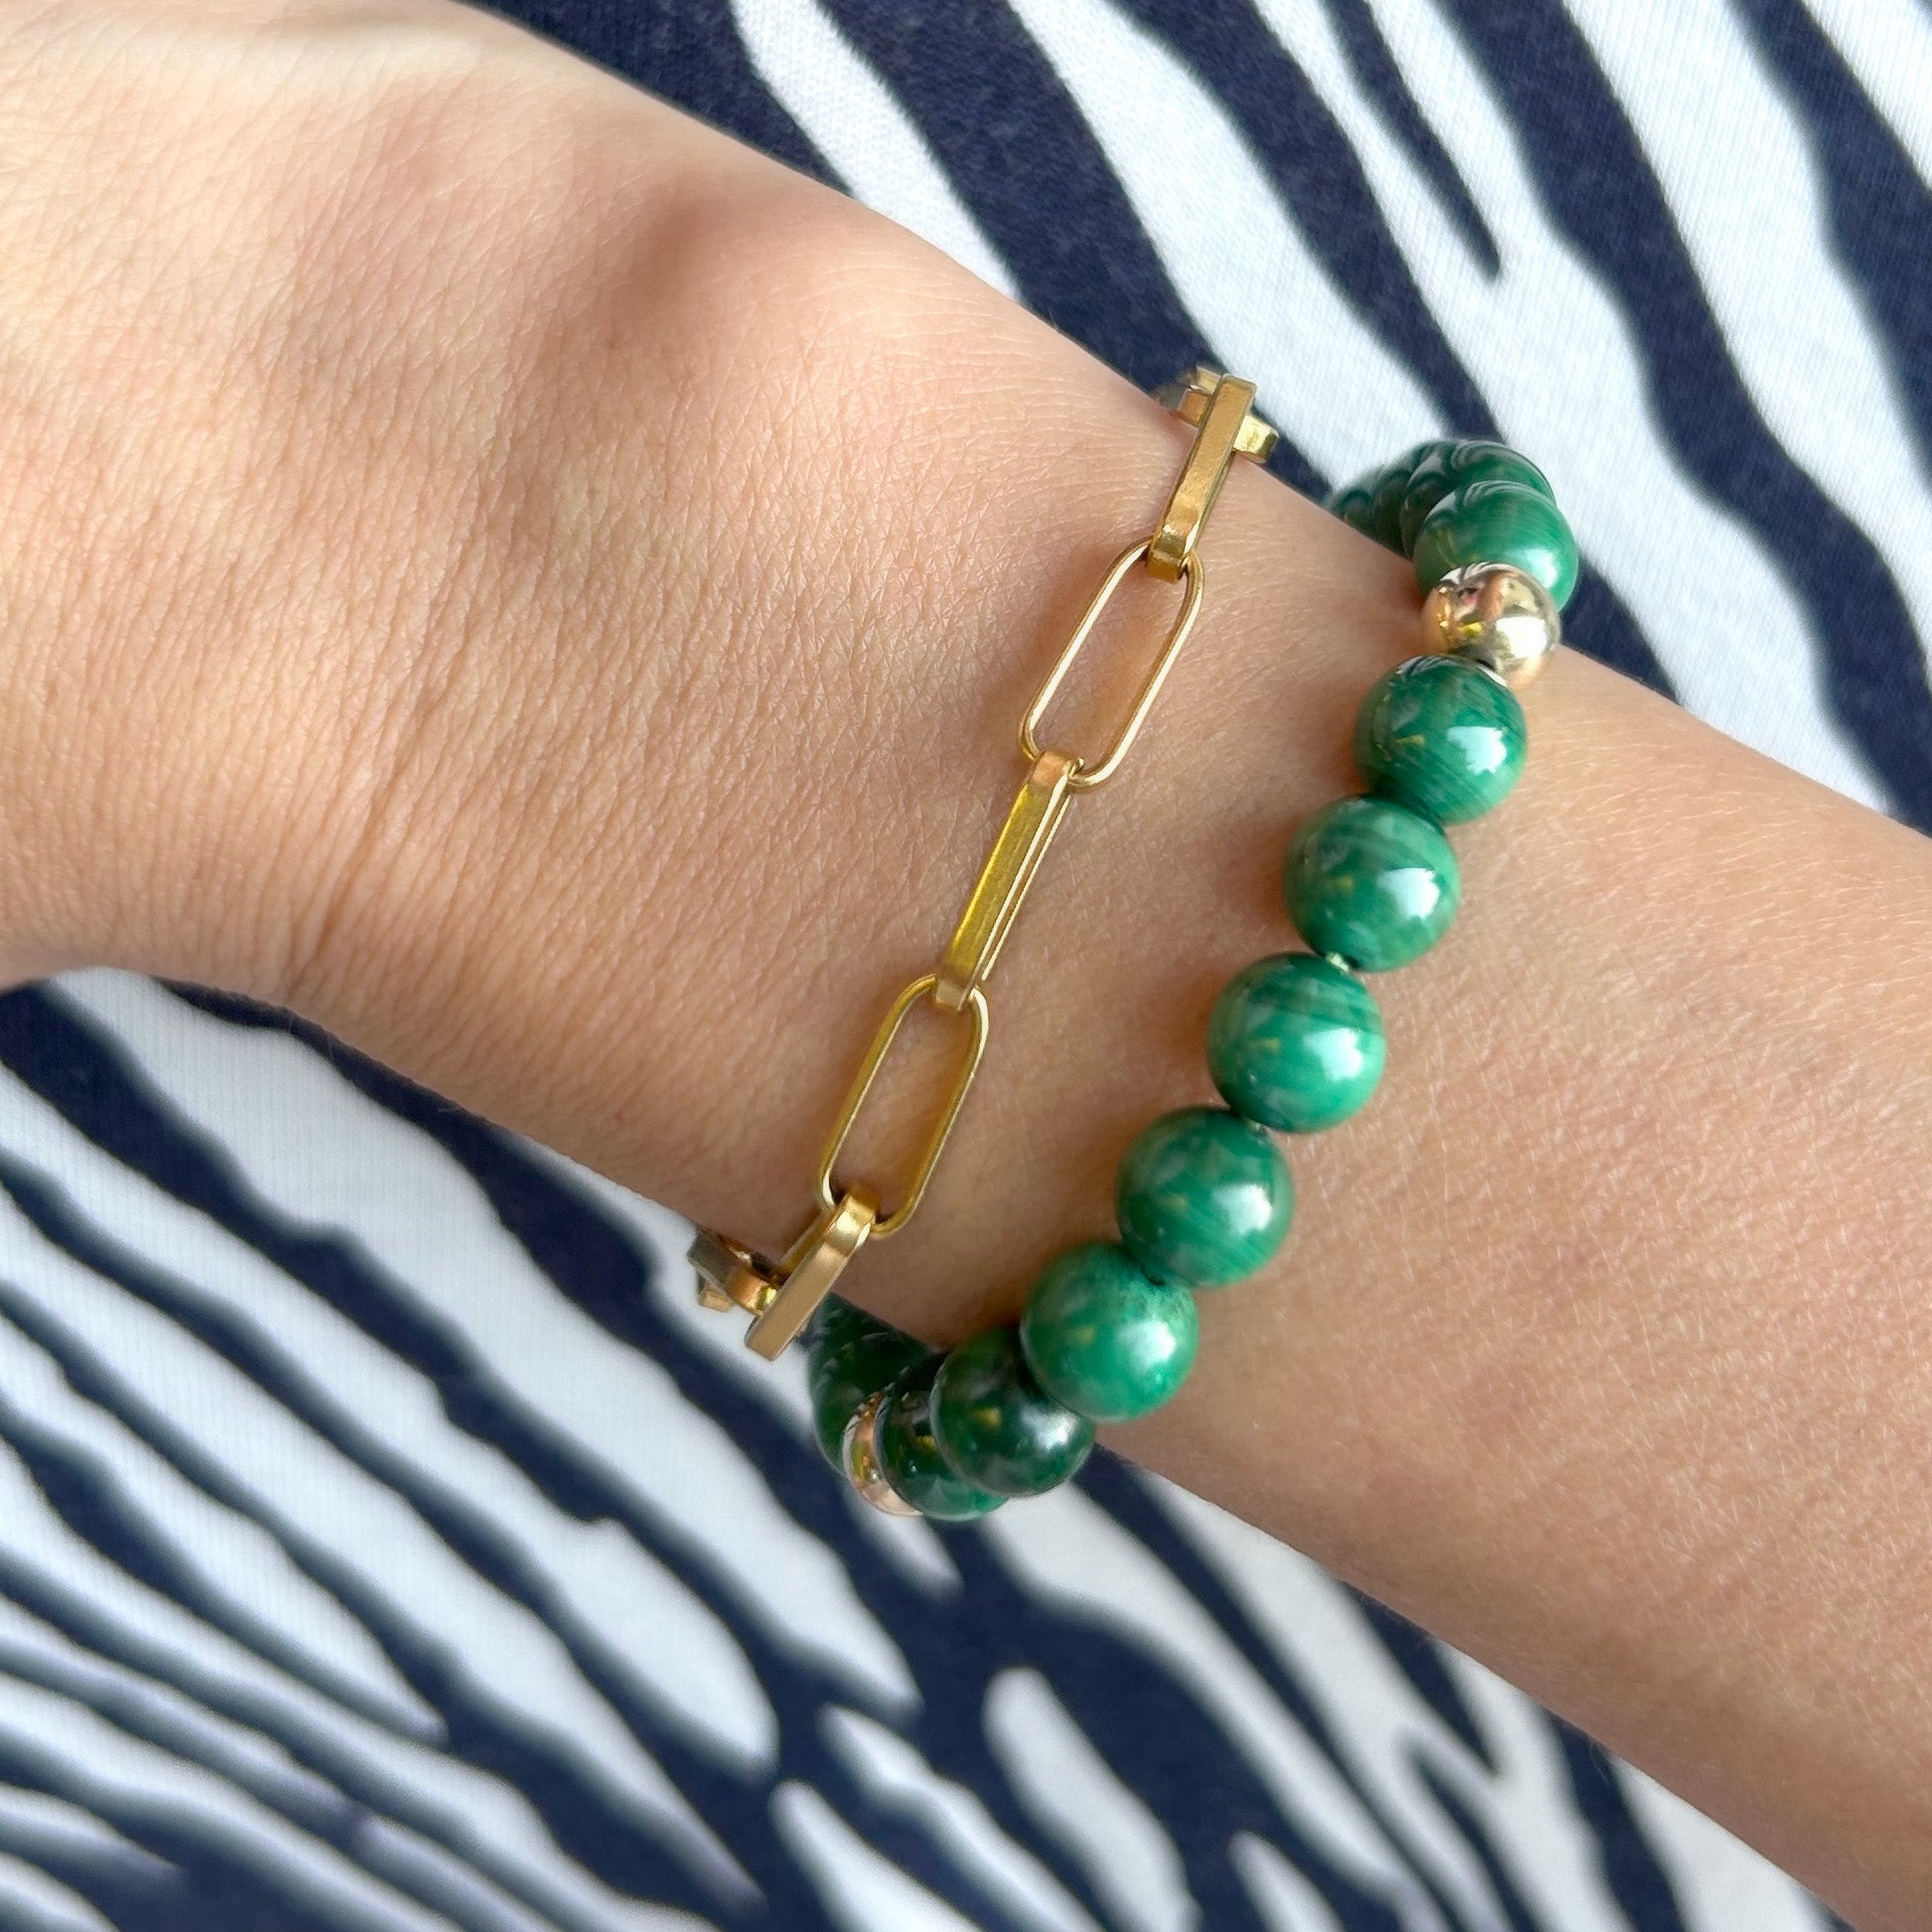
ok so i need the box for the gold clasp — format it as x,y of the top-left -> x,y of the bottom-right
690,1185 -> 880,1361
814,973 -> 990,1238
690,1227 -> 778,1317
1149,366 -> 1278,581
750,1188 -> 878,1359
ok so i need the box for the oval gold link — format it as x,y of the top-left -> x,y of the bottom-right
1019,540 -> 1205,791
814,975 -> 990,1239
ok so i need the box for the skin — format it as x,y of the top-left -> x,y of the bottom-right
1,2 -> 1930,1920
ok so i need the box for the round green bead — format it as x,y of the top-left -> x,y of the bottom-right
1323,472 -> 1378,537
1412,478 -> 1579,609
931,1327 -> 1094,1497
1355,654 -> 1527,824
1207,953 -> 1384,1133
1282,796 -> 1460,971
1367,440 -> 1439,552
807,1297 -> 933,1471
1397,438 -> 1552,553
1020,1243 -> 1199,1423
875,1358 -> 1005,1522
1114,1107 -> 1294,1289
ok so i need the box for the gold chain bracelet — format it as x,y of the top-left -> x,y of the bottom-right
689,367 -> 1280,1358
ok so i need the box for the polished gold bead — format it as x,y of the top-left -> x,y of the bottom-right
842,1390 -> 919,1517
1420,562 -> 1560,690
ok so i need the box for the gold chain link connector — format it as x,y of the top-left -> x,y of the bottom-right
936,747 -> 1077,1009
1149,366 -> 1276,577
689,369 -> 1278,1354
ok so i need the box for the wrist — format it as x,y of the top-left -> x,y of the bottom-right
0,4 -> 726,995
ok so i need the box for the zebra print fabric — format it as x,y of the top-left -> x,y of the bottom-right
0,0 -> 1922,1924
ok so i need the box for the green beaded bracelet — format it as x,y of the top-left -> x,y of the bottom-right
800,432 -> 1574,1523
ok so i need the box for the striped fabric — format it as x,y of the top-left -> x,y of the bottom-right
0,0 -> 1919,1925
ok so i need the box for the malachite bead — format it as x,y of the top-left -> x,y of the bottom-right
1396,438 -> 1551,554
875,1358 -> 1005,1522
1207,952 -> 1384,1133
1114,1106 -> 1294,1289
807,1297 -> 934,1471
1412,478 -> 1579,610
1355,654 -> 1527,824
1020,1243 -> 1199,1423
1367,440 -> 1437,552
808,1294 -> 875,1355
1323,473 -> 1377,537
931,1327 -> 1094,1498
1282,796 -> 1460,971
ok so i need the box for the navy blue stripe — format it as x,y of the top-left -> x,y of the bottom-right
1413,1761 -> 1544,1932
1079,1458 -> 1498,1929
1557,568 -> 1673,697
0,1539 -> 723,1932
814,0 -> 1207,392
0,1614 -> 359,1851
501,0 -> 835,189
0,1707 -> 344,1932
1323,0 -> 1500,275
0,1610 -> 547,1932
949,1520 -> 1415,1932
0,1803 -> 192,1932
0,1385 -> 436,1771
1442,0 -> 1932,826
1735,0 -> 1932,476
1557,1727 -> 1690,1932
0,1270 -> 745,1926
1347,1594 -> 1493,1770
1116,0 -> 1495,433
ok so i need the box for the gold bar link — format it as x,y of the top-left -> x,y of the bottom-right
814,973 -> 990,1239
1019,539 -> 1204,792
744,1187 -> 878,1360
690,1227 -> 777,1315
935,748 -> 1078,1012
1148,373 -> 1262,582
1157,363 -> 1280,460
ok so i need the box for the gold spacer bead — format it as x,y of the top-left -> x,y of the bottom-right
1420,562 -> 1560,691
842,1390 -> 919,1518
